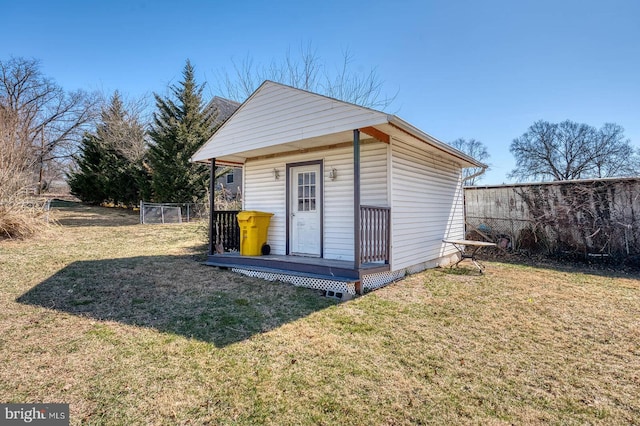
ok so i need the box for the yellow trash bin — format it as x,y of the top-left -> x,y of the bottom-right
237,211 -> 274,256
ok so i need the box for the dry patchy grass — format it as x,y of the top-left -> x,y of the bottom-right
1,202 -> 639,425
0,201 -> 50,240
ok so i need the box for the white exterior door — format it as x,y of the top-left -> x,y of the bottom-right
290,164 -> 321,256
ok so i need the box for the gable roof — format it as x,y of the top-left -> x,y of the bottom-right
192,81 -> 485,169
209,96 -> 240,127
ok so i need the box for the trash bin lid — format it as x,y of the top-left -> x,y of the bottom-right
237,211 -> 274,219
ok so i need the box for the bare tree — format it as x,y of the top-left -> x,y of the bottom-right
0,105 -> 32,200
450,138 -> 490,185
0,57 -> 99,195
592,123 -> 638,178
509,120 -> 638,182
96,91 -> 148,164
215,44 -> 396,110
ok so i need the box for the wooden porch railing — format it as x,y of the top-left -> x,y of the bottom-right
213,210 -> 241,252
360,205 -> 390,264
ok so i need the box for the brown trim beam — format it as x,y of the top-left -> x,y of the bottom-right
359,126 -> 390,144
194,158 -> 244,166
212,160 -> 244,167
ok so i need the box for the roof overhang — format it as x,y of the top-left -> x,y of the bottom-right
196,120 -> 486,170
191,81 -> 486,170
385,115 -> 485,169
195,128 -> 362,166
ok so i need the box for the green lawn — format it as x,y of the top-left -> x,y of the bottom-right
0,202 -> 638,424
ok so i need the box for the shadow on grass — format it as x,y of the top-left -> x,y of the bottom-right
16,255 -> 336,347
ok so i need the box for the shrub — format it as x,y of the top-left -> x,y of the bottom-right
0,200 -> 49,240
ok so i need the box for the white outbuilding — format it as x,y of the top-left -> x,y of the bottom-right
192,81 -> 485,298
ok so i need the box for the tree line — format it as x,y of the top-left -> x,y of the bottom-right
2,51 -> 638,213
1,47 -> 399,212
68,60 -> 218,206
0,57 -> 99,203
454,119 -> 639,185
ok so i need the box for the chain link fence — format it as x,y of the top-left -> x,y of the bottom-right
0,198 -> 52,222
139,202 -> 208,224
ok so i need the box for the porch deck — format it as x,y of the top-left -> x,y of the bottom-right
204,253 -> 389,282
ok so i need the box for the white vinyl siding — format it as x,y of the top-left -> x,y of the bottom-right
241,161 -> 287,255
361,143 -> 389,206
243,141 -> 388,260
193,82 -> 388,161
390,136 -> 465,271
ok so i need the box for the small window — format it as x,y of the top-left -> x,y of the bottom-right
226,173 -> 234,184
296,171 -> 317,212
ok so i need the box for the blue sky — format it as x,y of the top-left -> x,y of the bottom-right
3,0 -> 639,184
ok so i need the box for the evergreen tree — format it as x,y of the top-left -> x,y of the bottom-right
148,60 -> 216,203
68,133 -> 109,204
68,91 -> 150,205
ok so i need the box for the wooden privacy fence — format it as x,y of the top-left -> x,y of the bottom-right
464,177 -> 640,260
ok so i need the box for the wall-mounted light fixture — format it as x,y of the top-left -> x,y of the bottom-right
329,168 -> 337,181
273,168 -> 280,180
